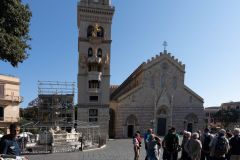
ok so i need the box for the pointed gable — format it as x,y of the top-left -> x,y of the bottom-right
143,50 -> 185,74
111,50 -> 185,101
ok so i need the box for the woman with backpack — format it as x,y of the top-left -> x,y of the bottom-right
133,132 -> 141,160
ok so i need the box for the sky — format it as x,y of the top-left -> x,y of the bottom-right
1,0 -> 240,108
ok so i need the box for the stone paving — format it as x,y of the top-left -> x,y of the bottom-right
28,139 -> 147,160
28,138 -> 182,160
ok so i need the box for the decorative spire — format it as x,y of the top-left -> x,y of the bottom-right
163,41 -> 168,53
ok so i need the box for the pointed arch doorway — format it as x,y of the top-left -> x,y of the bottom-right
184,113 -> 198,132
156,107 -> 168,136
187,123 -> 193,132
127,125 -> 134,138
125,114 -> 138,138
157,118 -> 167,136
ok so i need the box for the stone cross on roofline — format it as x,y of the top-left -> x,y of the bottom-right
163,41 -> 168,52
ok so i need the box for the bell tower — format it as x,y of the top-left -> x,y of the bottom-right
77,0 -> 114,139
79,0 -> 111,5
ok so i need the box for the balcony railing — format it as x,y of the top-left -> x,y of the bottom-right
0,94 -> 23,103
88,57 -> 102,64
88,88 -> 100,93
0,116 -> 20,122
88,71 -> 102,81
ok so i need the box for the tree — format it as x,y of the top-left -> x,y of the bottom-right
20,106 -> 38,122
0,0 -> 32,67
214,109 -> 239,128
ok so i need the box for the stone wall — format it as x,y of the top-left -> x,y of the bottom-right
110,52 -> 204,138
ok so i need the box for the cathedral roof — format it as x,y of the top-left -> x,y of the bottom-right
110,85 -> 119,94
110,63 -> 144,100
184,85 -> 204,103
111,50 -> 203,103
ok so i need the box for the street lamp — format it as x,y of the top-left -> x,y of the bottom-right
183,121 -> 186,130
170,95 -> 174,127
150,119 -> 154,128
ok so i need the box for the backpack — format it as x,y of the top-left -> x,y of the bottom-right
202,134 -> 211,152
214,137 -> 228,158
165,134 -> 179,152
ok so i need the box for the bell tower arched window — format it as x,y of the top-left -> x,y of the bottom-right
97,26 -> 104,37
87,25 -> 94,37
88,80 -> 100,89
88,48 -> 93,57
97,48 -> 102,58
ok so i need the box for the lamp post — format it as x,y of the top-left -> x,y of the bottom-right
150,119 -> 154,131
153,95 -> 157,133
170,95 -> 174,127
183,121 -> 186,130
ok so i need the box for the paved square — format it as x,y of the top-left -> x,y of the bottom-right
28,138 -> 183,160
28,139 -> 147,160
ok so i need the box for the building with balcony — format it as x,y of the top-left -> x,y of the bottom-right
0,74 -> 22,134
221,101 -> 240,110
220,101 -> 240,128
204,106 -> 221,128
204,102 -> 240,130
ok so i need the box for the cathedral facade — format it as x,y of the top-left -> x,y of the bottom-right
76,0 -> 205,139
110,50 -> 205,138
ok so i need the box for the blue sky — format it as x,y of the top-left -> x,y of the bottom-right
1,0 -> 240,107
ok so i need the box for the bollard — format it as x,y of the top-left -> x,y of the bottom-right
80,138 -> 83,151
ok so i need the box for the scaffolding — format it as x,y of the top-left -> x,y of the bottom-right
19,120 -> 101,153
37,81 -> 75,131
75,121 -> 101,149
18,81 -> 102,153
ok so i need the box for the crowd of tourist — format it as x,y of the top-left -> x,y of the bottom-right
133,127 -> 240,160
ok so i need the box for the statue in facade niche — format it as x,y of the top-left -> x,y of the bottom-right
80,54 -> 87,69
102,52 -> 109,70
91,24 -> 101,37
